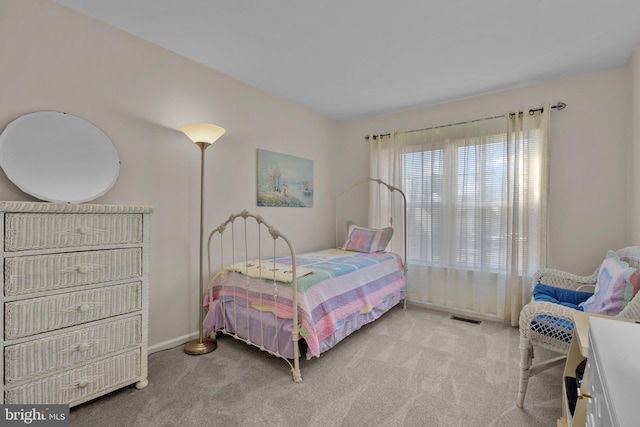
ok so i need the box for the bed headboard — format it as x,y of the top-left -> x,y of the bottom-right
206,210 -> 298,280
335,178 -> 407,267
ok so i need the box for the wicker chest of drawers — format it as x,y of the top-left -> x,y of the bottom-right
0,202 -> 152,407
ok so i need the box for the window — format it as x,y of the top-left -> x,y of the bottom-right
401,124 -> 508,273
371,108 -> 549,322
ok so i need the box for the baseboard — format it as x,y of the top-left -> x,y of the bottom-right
407,300 -> 503,323
149,304 -> 503,354
148,331 -> 199,354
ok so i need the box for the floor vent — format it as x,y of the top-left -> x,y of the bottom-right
450,315 -> 481,325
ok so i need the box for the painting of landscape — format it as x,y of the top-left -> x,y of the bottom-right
257,149 -> 313,207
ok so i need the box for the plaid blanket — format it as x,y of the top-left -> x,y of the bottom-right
204,248 -> 406,357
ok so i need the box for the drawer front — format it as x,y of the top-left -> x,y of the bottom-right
4,349 -> 141,405
586,354 -> 615,427
5,315 -> 142,384
5,248 -> 142,296
5,213 -> 142,252
5,282 -> 142,339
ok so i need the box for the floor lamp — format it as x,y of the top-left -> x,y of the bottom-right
180,123 -> 226,355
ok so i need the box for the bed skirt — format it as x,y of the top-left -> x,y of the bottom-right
205,286 -> 406,360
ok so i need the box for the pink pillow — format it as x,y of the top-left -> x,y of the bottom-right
582,250 -> 640,315
342,223 -> 393,253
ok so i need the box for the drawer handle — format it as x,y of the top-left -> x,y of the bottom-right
60,263 -> 106,275
56,226 -> 106,236
578,391 -> 593,400
63,376 -> 97,391
65,339 -> 106,353
76,226 -> 106,235
62,302 -> 105,313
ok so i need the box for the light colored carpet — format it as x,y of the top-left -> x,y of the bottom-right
70,305 -> 562,426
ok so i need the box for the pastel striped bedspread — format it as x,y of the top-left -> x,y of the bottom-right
203,248 -> 406,358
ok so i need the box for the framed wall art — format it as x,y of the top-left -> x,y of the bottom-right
257,149 -> 313,207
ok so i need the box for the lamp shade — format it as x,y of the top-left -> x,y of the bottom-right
180,123 -> 226,145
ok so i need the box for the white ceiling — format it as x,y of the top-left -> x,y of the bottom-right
52,0 -> 640,122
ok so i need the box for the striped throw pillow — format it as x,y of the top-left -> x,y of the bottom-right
342,223 -> 393,253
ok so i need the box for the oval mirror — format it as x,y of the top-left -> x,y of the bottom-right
0,111 -> 120,204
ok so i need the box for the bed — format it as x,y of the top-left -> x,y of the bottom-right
202,178 -> 407,382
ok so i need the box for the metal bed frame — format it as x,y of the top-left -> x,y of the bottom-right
205,178 -> 407,382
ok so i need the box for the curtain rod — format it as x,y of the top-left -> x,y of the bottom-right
364,102 -> 566,141
364,133 -> 391,141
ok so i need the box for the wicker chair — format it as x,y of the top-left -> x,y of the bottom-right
517,246 -> 640,408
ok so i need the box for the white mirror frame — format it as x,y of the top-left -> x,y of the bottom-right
0,111 -> 120,204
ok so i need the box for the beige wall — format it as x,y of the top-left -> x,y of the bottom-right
337,65 -> 634,275
0,0 -> 338,350
630,43 -> 640,243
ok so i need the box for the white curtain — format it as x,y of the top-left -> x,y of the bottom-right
504,105 -> 550,325
369,134 -> 404,256
370,106 -> 550,324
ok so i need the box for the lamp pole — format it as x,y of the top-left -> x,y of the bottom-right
180,123 -> 225,355
183,141 -> 216,355
184,141 -> 218,355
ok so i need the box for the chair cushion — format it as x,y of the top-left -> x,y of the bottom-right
530,284 -> 592,343
532,283 -> 592,310
581,250 -> 640,315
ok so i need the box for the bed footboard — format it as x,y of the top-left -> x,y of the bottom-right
206,210 -> 302,382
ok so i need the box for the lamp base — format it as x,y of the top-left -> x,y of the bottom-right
183,336 -> 217,355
